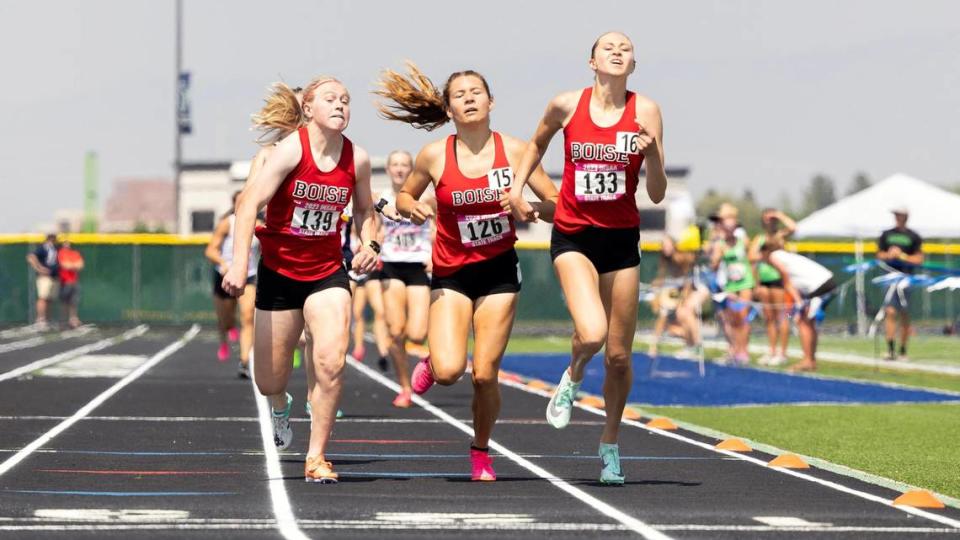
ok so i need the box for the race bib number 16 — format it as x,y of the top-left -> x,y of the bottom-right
574,163 -> 626,201
615,131 -> 640,155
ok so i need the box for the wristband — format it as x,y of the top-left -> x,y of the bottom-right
367,240 -> 381,254
374,198 -> 389,214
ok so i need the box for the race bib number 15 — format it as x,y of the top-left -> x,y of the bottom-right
487,167 -> 513,191
291,206 -> 339,236
574,163 -> 626,201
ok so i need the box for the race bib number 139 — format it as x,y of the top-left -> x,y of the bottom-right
291,206 -> 339,236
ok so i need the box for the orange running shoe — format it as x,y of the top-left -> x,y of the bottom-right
392,391 -> 412,408
304,456 -> 338,484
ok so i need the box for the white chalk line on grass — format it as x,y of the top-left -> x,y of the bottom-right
348,356 -> 673,540
0,325 -> 197,478
0,325 -> 148,383
249,354 -> 310,540
499,377 -> 960,528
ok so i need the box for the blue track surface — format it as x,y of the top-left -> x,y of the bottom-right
500,353 -> 960,406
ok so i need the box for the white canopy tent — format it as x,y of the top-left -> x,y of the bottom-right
795,173 -> 960,334
795,173 -> 960,239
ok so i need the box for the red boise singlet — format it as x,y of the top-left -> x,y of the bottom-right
256,127 -> 355,281
555,87 -> 645,233
432,132 -> 517,277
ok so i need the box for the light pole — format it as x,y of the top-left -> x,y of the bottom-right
174,0 -> 183,233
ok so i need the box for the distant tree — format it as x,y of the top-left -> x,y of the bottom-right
694,189 -> 763,236
132,220 -> 150,233
801,174 -> 837,216
846,172 -> 872,196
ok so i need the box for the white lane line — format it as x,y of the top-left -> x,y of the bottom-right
0,325 -> 40,339
348,357 -> 672,540
249,355 -> 310,540
0,325 -> 197,478
499,378 -> 960,529
0,326 -> 94,355
0,415 -> 604,426
0,325 -> 148,383
0,521 -> 957,533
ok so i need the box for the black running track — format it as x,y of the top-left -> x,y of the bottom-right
0,325 -> 958,539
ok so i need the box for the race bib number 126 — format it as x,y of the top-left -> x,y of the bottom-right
457,212 -> 511,247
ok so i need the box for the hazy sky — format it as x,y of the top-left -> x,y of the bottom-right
1,0 -> 958,232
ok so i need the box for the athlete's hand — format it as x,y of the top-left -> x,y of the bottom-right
381,203 -> 403,222
506,189 -> 539,223
636,123 -> 658,158
221,264 -> 248,297
409,202 -> 435,225
352,246 -> 379,275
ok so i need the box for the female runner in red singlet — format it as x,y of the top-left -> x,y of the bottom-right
375,63 -> 558,481
508,32 -> 668,484
224,76 -> 379,484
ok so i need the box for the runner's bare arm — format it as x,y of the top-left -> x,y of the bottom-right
635,98 -> 666,204
204,216 -> 232,271
224,132 -> 300,295
351,146 -> 379,273
397,142 -> 440,225
508,92 -> 578,218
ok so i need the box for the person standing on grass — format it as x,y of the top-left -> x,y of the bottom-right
708,203 -> 754,366
26,233 -> 60,329
224,76 -> 378,484
876,206 -> 923,361
56,240 -> 84,329
507,31 -> 667,485
749,208 -> 796,366
376,62 -> 558,481
760,244 -> 836,372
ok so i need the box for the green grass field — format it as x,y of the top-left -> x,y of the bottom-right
502,334 -> 960,503
641,404 -> 960,500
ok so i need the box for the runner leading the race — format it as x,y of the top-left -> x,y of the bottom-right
375,62 -> 558,481
507,31 -> 667,485
224,76 -> 378,484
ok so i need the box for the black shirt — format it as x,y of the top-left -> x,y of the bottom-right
878,227 -> 922,273
33,242 -> 60,277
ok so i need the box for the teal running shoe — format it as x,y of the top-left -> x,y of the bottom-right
545,369 -> 581,429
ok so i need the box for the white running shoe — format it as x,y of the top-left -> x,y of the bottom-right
272,393 -> 293,450
545,369 -> 581,429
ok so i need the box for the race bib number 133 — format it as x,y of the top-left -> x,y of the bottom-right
574,163 -> 626,201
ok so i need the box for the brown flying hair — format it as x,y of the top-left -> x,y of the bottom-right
374,62 -> 492,131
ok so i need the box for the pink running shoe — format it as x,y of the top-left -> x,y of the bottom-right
392,391 -> 412,408
470,448 -> 496,482
351,344 -> 366,362
410,356 -> 435,395
227,327 -> 239,343
217,342 -> 230,362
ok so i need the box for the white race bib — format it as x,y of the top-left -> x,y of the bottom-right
487,167 -> 513,191
615,131 -> 640,155
574,163 -> 626,201
456,212 -> 511,247
290,205 -> 340,236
